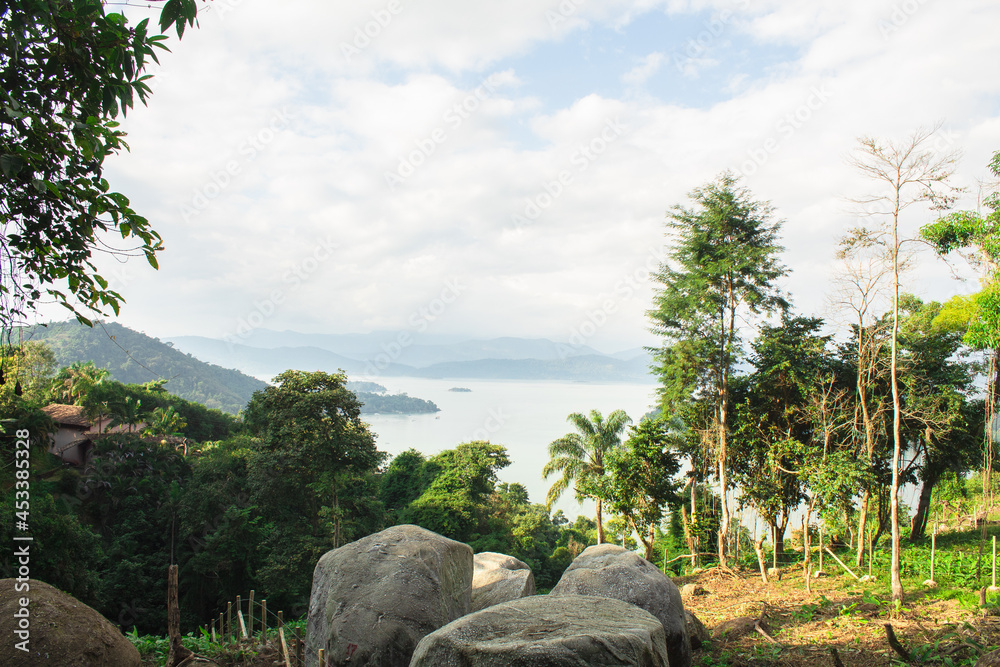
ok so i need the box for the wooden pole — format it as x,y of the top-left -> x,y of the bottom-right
279,627 -> 292,667
218,613 -> 224,644
992,535 -> 998,591
238,609 -> 248,639
166,565 -> 193,667
227,601 -> 232,642
210,619 -> 216,643
825,547 -> 861,580
249,590 -> 255,636
929,526 -> 936,583
819,524 -> 825,573
318,648 -> 325,667
262,600 -> 268,639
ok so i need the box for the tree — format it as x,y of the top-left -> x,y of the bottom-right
730,315 -> 831,562
543,409 -> 631,544
242,370 -> 386,608
601,418 -> 682,560
847,126 -> 963,604
649,171 -> 788,566
921,148 -> 1000,495
402,441 -> 511,544
142,405 -> 186,437
1,0 -> 201,330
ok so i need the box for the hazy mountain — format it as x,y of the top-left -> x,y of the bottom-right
166,332 -> 655,383
191,329 -> 606,368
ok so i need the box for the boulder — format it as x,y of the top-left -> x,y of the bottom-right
680,583 -> 705,597
550,544 -> 691,667
410,594 -> 670,666
471,552 -> 535,612
0,578 -> 140,666
977,648 -> 1000,667
306,525 -> 473,667
685,610 -> 710,650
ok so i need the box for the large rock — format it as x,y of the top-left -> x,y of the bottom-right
410,594 -> 670,666
471,552 -> 536,612
550,544 -> 691,667
306,525 -> 473,667
0,578 -> 140,666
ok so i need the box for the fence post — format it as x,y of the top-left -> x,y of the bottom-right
249,590 -> 255,636
227,601 -> 232,642
262,600 -> 268,639
318,648 -> 325,667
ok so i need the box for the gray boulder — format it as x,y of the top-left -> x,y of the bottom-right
471,552 -> 536,612
410,594 -> 670,666
0,578 -> 141,667
306,525 -> 473,667
550,544 -> 691,667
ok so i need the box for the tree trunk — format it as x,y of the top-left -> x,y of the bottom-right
754,536 -> 769,583
596,497 -> 605,544
166,565 -> 193,667
681,504 -> 698,568
889,198 -> 904,606
909,468 -> 940,541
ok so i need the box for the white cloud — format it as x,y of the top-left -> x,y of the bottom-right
82,0 -> 999,353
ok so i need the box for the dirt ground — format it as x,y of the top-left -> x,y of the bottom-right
678,565 -> 1000,666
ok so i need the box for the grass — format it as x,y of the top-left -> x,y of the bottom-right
679,523 -> 1000,666
129,619 -> 307,667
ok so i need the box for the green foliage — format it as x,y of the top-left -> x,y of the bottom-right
242,370 -> 386,610
543,408 -> 631,543
354,391 -> 439,415
601,418 -> 682,558
0,0 -> 200,328
402,441 -> 510,543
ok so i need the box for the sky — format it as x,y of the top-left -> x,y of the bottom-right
54,0 -> 1000,353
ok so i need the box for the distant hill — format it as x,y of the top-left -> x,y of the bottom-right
20,321 -> 268,414
167,332 -> 656,383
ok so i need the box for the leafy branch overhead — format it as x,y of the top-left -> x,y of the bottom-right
0,0 -> 202,328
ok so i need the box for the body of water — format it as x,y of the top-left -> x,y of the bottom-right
363,377 -> 658,521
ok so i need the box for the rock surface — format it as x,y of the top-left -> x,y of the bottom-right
977,648 -> 1000,667
685,610 -> 710,650
550,544 -> 692,667
471,552 -> 536,612
410,594 -> 671,666
0,578 -> 141,666
306,524 -> 473,667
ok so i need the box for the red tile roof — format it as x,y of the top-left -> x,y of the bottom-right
42,404 -> 91,429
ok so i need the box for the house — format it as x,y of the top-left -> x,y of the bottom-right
41,404 -> 145,466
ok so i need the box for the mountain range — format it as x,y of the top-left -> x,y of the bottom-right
165,330 -> 656,383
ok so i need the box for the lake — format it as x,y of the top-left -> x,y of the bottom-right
363,377 -> 659,521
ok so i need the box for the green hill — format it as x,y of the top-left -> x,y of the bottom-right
20,321 -> 267,414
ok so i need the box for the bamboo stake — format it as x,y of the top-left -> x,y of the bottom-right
318,648 -> 325,667
991,535 -> 999,592
819,525 -> 824,574
825,547 -> 861,580
279,627 -> 292,667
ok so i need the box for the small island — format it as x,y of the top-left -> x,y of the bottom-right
346,382 -> 440,415
448,387 -> 472,393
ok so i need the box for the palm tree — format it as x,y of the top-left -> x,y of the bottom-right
542,409 -> 632,544
142,406 -> 187,438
